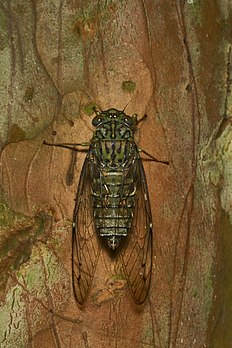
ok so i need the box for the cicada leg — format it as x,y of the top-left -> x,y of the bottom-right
138,148 -> 169,165
136,114 -> 147,124
43,141 -> 90,185
43,141 -> 90,150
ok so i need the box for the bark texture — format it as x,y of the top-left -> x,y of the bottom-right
0,1 -> 231,347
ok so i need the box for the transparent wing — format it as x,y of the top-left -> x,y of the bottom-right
72,156 -> 100,304
120,158 -> 153,304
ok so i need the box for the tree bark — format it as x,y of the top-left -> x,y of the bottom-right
0,1 -> 231,347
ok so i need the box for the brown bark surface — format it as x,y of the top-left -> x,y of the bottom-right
0,1 -> 231,347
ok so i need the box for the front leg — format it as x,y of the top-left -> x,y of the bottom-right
43,141 -> 90,151
138,148 -> 169,165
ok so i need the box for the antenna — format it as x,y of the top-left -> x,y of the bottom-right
122,98 -> 133,112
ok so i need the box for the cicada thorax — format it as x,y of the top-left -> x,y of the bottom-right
89,118 -> 139,250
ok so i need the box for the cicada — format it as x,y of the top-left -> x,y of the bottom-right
44,107 -> 168,304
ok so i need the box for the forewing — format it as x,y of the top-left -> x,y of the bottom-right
120,158 -> 153,304
72,156 -> 100,304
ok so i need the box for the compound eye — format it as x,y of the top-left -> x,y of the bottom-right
92,116 -> 103,126
124,116 -> 133,126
